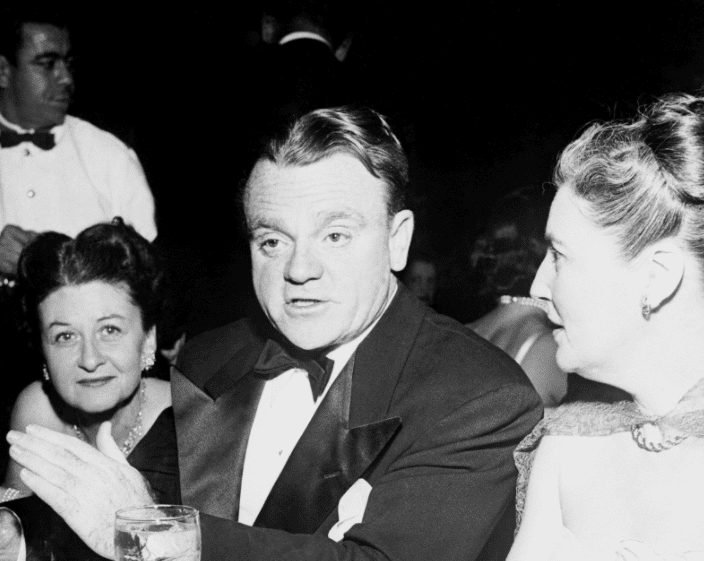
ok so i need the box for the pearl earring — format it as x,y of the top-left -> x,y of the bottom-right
42,364 -> 51,382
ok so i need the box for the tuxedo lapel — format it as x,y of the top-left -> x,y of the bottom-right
175,287 -> 424,529
255,356 -> 401,533
350,286 -> 427,428
174,340 -> 265,521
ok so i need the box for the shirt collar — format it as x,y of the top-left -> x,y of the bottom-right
278,31 -> 332,50
0,110 -> 65,140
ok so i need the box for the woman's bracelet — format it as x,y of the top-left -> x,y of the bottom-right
0,487 -> 20,503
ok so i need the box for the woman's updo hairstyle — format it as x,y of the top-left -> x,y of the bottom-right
555,93 -> 704,273
18,218 -> 163,336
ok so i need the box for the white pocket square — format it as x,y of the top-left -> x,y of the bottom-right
327,478 -> 372,542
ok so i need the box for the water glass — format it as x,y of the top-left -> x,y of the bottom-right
115,505 -> 200,561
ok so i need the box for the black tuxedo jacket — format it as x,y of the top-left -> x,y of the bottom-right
173,286 -> 542,560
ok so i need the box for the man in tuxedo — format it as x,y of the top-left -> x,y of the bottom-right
8,106 -> 542,560
248,1 -> 354,152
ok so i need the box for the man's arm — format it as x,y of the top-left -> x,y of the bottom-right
8,383 -> 540,560
0,225 -> 37,276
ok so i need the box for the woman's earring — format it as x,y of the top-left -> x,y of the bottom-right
641,295 -> 651,320
140,349 -> 156,372
42,364 -> 50,382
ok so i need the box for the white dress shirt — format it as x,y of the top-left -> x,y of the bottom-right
0,112 -> 156,240
238,284 -> 397,525
278,31 -> 332,50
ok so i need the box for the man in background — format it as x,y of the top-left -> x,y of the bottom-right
0,8 -> 156,278
402,251 -> 439,307
251,1 -> 355,147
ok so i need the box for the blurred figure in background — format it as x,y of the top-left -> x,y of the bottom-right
401,251 -> 438,307
246,0 -> 356,162
469,188 -> 567,408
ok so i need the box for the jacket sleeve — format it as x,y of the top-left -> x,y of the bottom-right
197,382 -> 542,561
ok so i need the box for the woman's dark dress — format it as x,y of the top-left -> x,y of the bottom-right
7,407 -> 180,560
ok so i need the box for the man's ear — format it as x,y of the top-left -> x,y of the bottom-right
389,210 -> 414,272
642,239 -> 685,312
0,55 -> 11,89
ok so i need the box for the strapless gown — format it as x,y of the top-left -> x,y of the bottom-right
551,528 -> 704,560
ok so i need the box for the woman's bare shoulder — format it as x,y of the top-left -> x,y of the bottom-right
141,378 -> 172,433
11,382 -> 66,432
145,378 -> 171,409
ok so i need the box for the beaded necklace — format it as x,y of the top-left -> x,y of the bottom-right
72,379 -> 146,456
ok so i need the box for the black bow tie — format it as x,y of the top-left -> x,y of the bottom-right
0,129 -> 55,150
253,339 -> 334,401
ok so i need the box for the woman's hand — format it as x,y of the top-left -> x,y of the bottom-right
7,422 -> 154,559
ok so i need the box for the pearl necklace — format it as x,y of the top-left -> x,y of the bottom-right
72,379 -> 146,456
498,295 -> 549,312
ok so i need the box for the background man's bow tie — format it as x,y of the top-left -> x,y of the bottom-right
254,339 -> 334,401
0,129 -> 55,150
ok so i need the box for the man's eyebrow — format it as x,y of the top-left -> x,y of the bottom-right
32,51 -> 73,64
248,215 -> 286,233
316,209 -> 367,227
32,51 -> 62,61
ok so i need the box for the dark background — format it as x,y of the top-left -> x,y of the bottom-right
63,2 -> 704,324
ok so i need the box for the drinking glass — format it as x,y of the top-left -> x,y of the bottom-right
115,505 -> 200,561
0,508 -> 24,561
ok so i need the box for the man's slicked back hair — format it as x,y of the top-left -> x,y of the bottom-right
256,106 -> 409,217
0,8 -> 70,66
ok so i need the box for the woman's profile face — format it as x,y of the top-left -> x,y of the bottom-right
39,281 -> 155,414
531,186 -> 643,379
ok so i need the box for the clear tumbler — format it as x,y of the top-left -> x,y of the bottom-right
115,505 -> 200,561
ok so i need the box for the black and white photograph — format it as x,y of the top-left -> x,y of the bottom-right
1,2 -> 704,559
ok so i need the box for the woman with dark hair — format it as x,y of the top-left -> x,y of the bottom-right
0,219 -> 179,506
508,94 -> 704,558
469,188 -> 567,408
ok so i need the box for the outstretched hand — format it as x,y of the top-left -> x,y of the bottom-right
8,422 -> 154,559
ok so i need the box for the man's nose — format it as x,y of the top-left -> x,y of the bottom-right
530,254 -> 552,302
284,242 -> 323,284
55,60 -> 73,86
78,338 -> 105,372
